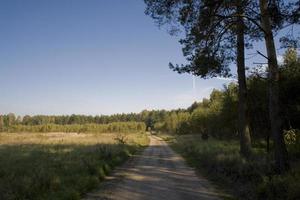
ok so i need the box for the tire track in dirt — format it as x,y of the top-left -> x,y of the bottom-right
83,135 -> 222,200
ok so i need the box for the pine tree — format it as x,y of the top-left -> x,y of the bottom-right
144,0 -> 253,157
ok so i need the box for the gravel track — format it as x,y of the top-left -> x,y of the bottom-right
83,135 -> 222,200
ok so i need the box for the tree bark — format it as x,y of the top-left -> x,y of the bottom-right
236,0 -> 252,158
259,0 -> 290,173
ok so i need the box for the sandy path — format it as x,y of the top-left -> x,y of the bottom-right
83,135 -> 222,200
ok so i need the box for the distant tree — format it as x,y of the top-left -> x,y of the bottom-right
280,48 -> 300,131
177,121 -> 190,135
7,113 -> 16,126
247,72 -> 270,152
187,102 -> 200,113
190,107 -> 210,136
22,115 -> 31,125
176,112 -> 191,134
0,116 -> 4,131
165,112 -> 179,133
16,116 -> 22,124
221,83 -> 239,138
283,47 -> 298,66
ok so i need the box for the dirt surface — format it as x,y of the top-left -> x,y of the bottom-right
84,135 -> 222,200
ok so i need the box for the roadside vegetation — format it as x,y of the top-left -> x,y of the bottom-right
165,134 -> 300,200
0,132 -> 149,200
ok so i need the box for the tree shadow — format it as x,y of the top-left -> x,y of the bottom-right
84,142 -> 225,200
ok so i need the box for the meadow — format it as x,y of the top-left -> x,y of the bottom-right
0,132 -> 149,200
163,134 -> 300,200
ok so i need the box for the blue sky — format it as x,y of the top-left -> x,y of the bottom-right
0,0 -> 296,116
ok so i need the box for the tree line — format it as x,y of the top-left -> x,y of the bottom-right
0,110 -> 171,134
0,113 -> 144,127
0,113 -> 147,133
1,48 -> 298,137
1,47 -> 299,136
155,48 -> 300,141
4,122 -> 146,134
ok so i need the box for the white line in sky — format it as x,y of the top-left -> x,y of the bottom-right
192,75 -> 196,101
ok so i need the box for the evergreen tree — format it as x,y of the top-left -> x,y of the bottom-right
257,0 -> 300,173
144,0 -> 254,157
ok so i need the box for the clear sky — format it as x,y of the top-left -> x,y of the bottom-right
0,0 -> 294,116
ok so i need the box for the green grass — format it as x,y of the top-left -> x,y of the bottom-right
164,134 -> 300,200
0,132 -> 149,200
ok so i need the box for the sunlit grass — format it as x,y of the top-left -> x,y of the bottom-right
0,132 -> 149,200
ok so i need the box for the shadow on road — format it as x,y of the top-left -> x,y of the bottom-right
84,136 -> 222,200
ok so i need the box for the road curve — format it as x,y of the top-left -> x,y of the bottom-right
84,135 -> 222,200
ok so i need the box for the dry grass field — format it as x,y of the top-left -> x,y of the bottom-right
0,132 -> 149,200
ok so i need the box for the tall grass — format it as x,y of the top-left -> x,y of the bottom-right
168,134 -> 300,200
0,132 -> 149,200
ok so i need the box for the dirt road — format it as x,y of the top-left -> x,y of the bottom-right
84,135 -> 222,200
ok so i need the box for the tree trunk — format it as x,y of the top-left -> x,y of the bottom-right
236,1 -> 252,158
259,0 -> 290,173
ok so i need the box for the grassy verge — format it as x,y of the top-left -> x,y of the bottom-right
161,134 -> 300,200
0,132 -> 149,200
